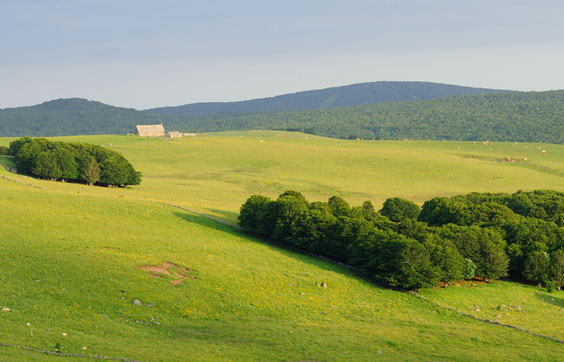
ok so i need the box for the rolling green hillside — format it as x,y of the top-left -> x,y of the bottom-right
3,132 -> 564,360
4,131 -> 564,223
145,81 -> 506,117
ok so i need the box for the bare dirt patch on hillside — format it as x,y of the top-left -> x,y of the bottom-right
137,261 -> 194,285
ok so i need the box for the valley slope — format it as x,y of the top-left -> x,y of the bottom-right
2,132 -> 564,360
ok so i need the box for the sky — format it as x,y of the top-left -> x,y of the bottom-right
1,0 -> 564,109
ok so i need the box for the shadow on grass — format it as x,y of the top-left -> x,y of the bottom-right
204,208 -> 239,222
172,210 -> 380,285
535,291 -> 564,307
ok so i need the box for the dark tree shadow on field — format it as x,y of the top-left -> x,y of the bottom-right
535,292 -> 564,307
172,210 -> 378,284
204,208 -> 239,222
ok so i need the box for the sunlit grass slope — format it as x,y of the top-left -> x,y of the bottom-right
420,280 -> 564,341
3,130 -> 564,225
2,175 -> 564,361
2,131 -> 564,360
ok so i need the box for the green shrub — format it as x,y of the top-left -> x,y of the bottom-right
546,280 -> 557,293
463,258 -> 477,280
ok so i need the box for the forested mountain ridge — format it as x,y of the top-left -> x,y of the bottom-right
145,81 -> 507,117
175,90 -> 564,143
2,88 -> 564,144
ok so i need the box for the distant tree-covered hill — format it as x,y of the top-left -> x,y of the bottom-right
0,98 -> 162,137
170,90 -> 564,143
145,81 -> 506,117
2,88 -> 564,144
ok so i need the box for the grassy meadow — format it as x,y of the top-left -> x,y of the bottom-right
2,131 -> 564,360
4,130 -> 564,224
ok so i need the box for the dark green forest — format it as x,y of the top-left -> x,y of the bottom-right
179,90 -> 564,143
145,81 -> 505,117
0,98 -> 162,137
7,137 -> 141,187
2,89 -> 564,144
240,190 -> 564,290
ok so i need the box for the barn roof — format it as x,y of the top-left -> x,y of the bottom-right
136,124 -> 165,137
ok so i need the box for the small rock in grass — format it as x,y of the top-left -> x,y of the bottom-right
133,299 -> 142,305
377,350 -> 382,354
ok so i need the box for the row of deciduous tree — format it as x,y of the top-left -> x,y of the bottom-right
239,190 -> 564,290
7,137 -> 141,186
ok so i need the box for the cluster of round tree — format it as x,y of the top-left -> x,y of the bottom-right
7,137 -> 141,187
239,190 -> 564,291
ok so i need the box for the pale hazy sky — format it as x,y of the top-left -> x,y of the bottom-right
1,0 -> 564,109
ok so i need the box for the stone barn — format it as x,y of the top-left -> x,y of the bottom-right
136,124 -> 165,137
